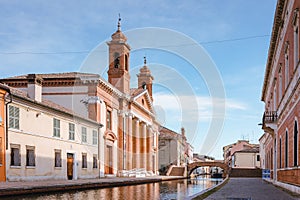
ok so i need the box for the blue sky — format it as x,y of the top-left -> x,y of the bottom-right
0,0 -> 277,159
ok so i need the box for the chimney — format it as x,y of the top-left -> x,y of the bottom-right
181,127 -> 185,137
27,74 -> 43,102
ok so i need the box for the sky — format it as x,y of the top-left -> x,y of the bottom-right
0,0 -> 277,159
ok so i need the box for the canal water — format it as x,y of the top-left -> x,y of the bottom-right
6,177 -> 223,200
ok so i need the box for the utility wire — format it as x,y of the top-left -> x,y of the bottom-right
0,34 -> 271,55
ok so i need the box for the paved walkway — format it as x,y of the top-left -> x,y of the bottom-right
204,178 -> 300,200
0,176 -> 184,197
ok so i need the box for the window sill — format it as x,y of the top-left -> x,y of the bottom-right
26,166 -> 36,169
54,167 -> 62,169
82,168 -> 88,170
10,166 -> 21,169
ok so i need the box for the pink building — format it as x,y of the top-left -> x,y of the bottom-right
261,0 -> 300,193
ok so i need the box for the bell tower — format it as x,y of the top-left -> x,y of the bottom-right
107,15 -> 131,94
137,57 -> 154,101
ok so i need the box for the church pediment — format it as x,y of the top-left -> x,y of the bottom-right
131,89 -> 154,114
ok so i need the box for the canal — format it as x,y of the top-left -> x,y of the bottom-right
5,177 -> 223,200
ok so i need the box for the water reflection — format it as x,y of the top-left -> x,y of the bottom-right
6,177 -> 222,200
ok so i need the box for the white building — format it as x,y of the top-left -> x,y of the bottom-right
5,80 -> 104,181
232,147 -> 260,169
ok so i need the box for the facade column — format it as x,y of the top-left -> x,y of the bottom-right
133,118 -> 140,169
118,112 -> 125,171
127,114 -> 133,170
153,130 -> 158,174
147,126 -> 153,171
140,122 -> 147,169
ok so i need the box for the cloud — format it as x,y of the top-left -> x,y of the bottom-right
154,92 -> 246,110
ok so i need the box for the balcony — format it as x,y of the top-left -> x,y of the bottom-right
262,111 -> 278,136
263,111 -> 278,123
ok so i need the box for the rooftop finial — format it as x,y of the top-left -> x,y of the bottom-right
117,13 -> 121,31
144,56 -> 147,65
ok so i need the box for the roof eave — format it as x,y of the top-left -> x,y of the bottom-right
261,0 -> 285,102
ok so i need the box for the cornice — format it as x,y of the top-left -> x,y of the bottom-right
262,0 -> 285,101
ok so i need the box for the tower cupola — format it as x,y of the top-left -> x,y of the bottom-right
137,57 -> 154,100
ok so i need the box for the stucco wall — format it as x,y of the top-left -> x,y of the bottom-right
6,101 -> 101,181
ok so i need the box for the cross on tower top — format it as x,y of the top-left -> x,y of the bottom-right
117,13 -> 121,31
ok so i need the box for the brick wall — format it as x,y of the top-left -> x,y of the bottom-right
277,168 -> 300,186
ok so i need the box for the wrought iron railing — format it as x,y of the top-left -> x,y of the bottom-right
263,111 -> 278,123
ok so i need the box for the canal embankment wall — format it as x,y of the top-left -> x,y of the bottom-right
229,168 -> 262,177
0,176 -> 187,197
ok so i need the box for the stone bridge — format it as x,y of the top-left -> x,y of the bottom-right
187,161 -> 230,177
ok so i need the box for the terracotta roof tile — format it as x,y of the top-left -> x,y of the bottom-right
2,72 -> 100,80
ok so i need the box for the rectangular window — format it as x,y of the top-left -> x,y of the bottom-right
54,150 -> 62,167
279,69 -> 282,99
285,50 -> 289,88
69,123 -> 75,140
53,118 -> 60,137
11,145 -> 21,166
81,127 -> 87,143
106,110 -> 111,130
256,155 -> 260,162
93,155 -> 98,169
9,105 -> 19,129
82,153 -> 87,168
273,87 -> 277,111
26,146 -> 35,167
93,130 -> 98,145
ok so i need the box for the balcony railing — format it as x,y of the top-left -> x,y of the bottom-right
263,111 -> 278,123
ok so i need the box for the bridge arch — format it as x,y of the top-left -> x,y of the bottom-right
187,161 -> 229,177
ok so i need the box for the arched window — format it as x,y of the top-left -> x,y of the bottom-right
294,120 -> 298,166
142,82 -> 147,89
285,130 -> 288,168
295,27 -> 299,69
271,148 -> 273,169
125,54 -> 128,71
285,43 -> 289,89
114,52 -> 120,68
279,137 -> 282,168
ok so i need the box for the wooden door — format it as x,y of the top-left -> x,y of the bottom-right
67,153 -> 74,180
105,145 -> 113,174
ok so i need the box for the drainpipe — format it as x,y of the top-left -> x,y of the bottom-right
98,124 -> 102,178
5,90 -> 12,150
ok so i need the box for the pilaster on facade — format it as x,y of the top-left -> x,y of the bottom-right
133,117 -> 140,169
140,122 -> 147,169
126,114 -> 133,170
146,125 -> 153,171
